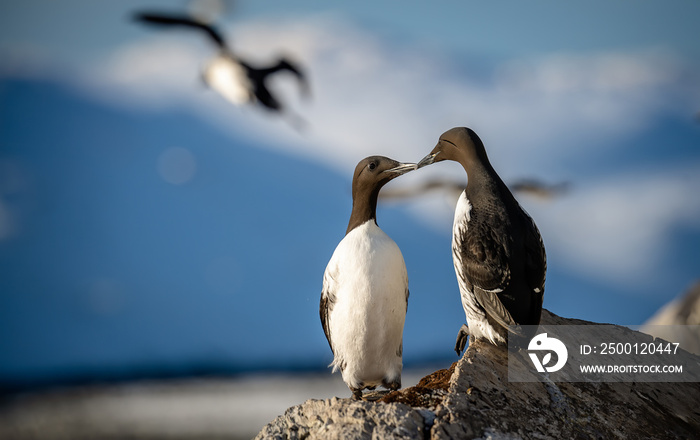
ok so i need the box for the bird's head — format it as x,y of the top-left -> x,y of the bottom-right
352,156 -> 416,198
417,127 -> 488,171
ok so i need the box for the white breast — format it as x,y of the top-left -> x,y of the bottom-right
323,221 -> 407,389
452,190 -> 471,240
203,55 -> 252,105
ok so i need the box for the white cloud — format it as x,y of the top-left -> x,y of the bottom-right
82,16 -> 694,174
529,166 -> 700,287
496,50 -> 681,94
83,36 -> 206,109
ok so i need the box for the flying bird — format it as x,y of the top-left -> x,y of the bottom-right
132,11 -> 310,123
378,178 -> 464,201
509,178 -> 570,201
417,127 -> 546,355
379,177 -> 570,202
320,156 -> 416,399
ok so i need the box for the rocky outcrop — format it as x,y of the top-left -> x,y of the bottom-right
255,310 -> 700,439
252,397 -> 429,440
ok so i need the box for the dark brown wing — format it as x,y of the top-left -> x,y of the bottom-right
471,289 -> 517,327
319,294 -> 333,354
523,211 -> 546,324
319,268 -> 337,354
248,58 -> 311,110
133,12 -> 228,49
454,206 -> 520,333
454,211 -> 511,294
260,59 -> 308,87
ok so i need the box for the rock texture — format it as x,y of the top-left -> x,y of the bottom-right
253,397 -> 429,440
256,310 -> 700,440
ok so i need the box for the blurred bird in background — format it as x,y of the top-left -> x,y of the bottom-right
380,177 -> 570,202
133,8 -> 310,127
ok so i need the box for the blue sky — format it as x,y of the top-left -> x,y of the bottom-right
1,1 -> 699,385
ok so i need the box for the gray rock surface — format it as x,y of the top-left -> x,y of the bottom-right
256,310 -> 700,440
254,397 -> 429,440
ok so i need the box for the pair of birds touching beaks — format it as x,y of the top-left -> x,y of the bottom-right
134,13 -> 547,400
321,127 -> 547,400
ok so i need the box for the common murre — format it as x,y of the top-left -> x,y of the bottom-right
132,12 -> 309,120
417,127 -> 546,354
320,156 -> 416,400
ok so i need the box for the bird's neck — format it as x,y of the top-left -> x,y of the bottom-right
346,190 -> 379,235
464,160 -> 504,199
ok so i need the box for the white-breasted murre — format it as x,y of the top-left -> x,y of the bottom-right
320,156 -> 416,399
418,127 -> 546,355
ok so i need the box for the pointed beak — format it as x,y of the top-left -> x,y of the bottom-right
383,162 -> 417,176
417,151 -> 440,169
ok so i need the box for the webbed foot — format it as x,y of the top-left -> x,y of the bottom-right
350,387 -> 363,400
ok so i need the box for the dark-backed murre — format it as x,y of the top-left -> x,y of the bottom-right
417,127 -> 546,354
133,12 -> 309,118
320,156 -> 416,399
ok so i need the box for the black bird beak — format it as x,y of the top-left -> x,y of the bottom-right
383,162 -> 417,176
417,151 -> 440,169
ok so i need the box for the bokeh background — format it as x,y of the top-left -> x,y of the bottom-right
1,0 -> 699,436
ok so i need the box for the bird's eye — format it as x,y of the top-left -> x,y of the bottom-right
368,162 -> 377,171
